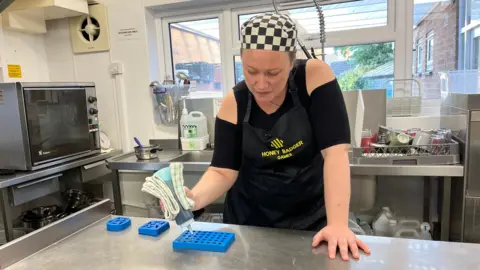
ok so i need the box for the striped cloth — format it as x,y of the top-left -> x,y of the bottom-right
170,162 -> 195,211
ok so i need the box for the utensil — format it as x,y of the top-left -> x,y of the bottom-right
20,205 -> 64,230
134,137 -> 143,147
63,189 -> 94,213
134,145 -> 163,160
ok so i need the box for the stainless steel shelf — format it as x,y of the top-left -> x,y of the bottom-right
108,150 -> 464,177
0,150 -> 122,189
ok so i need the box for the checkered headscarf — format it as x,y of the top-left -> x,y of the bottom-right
241,13 -> 297,52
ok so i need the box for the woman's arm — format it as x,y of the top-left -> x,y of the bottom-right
305,60 -> 369,261
189,90 -> 240,210
321,144 -> 350,227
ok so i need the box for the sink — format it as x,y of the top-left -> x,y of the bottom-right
170,151 -> 213,163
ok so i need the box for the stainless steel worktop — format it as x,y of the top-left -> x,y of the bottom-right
0,150 -> 122,188
108,150 -> 464,177
6,215 -> 480,270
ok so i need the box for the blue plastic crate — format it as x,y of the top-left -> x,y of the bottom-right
138,220 -> 170,237
106,217 -> 131,232
173,230 -> 235,253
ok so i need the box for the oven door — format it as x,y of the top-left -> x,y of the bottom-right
23,88 -> 91,166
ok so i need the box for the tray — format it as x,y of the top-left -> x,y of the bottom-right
106,217 -> 131,232
138,220 -> 170,237
173,230 -> 235,253
352,140 -> 460,165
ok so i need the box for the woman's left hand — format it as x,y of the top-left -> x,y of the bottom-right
312,225 -> 370,261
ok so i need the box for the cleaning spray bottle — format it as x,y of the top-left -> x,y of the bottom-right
142,163 -> 195,233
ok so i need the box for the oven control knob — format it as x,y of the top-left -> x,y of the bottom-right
89,108 -> 98,115
88,96 -> 97,103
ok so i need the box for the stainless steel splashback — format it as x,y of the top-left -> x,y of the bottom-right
342,89 -> 386,142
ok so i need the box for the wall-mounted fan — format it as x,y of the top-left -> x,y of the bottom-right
69,3 -> 110,54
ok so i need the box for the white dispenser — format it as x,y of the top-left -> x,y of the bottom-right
180,111 -> 208,138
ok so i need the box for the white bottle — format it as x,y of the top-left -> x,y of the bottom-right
373,207 -> 394,236
388,219 -> 398,237
180,107 -> 190,138
419,222 -> 432,240
181,111 -> 208,138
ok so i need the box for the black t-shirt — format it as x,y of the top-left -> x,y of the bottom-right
211,59 -> 350,170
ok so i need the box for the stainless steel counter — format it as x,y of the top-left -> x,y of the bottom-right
5,215 -> 480,270
0,150 -> 122,188
108,150 -> 464,177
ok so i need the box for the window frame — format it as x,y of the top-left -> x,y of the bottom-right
153,0 -> 413,97
416,39 -> 423,74
426,31 -> 434,73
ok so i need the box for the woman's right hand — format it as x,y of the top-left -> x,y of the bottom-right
184,186 -> 200,210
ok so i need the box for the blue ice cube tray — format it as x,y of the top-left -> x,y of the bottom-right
172,230 -> 235,253
138,220 -> 170,237
106,217 -> 131,232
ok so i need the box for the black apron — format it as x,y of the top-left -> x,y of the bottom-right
223,71 -> 327,231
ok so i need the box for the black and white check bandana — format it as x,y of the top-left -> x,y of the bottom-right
241,13 -> 297,52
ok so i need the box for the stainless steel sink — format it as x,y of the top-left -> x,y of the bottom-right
169,151 -> 213,163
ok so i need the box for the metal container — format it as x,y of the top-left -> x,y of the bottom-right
20,205 -> 64,230
134,145 -> 162,160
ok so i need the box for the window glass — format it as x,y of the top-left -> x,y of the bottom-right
469,0 -> 480,24
413,0 -> 457,100
474,36 -> 480,69
238,0 -> 387,35
169,18 -> 223,92
234,42 -> 395,98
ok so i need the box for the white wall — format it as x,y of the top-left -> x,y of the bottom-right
44,0 -> 182,152
0,20 -> 49,82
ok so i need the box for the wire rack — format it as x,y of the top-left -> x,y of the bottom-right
384,79 -> 422,117
352,140 -> 460,165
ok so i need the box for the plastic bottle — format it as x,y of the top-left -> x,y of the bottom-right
388,219 -> 397,237
180,111 -> 208,138
419,222 -> 432,240
373,207 -> 394,236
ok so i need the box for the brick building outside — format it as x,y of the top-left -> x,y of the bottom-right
412,1 -> 458,100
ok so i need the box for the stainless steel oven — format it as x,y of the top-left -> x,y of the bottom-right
0,82 -> 101,171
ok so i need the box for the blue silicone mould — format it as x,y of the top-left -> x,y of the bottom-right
173,230 -> 235,253
106,217 -> 131,232
138,220 -> 170,237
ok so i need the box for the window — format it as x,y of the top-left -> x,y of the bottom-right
474,36 -> 480,69
416,40 -> 423,74
468,0 -> 480,25
168,18 -> 223,92
233,42 -> 395,98
413,0 -> 457,100
234,55 -> 244,84
158,0 -> 398,100
286,0 -> 388,33
426,32 -> 434,72
237,1 -> 388,35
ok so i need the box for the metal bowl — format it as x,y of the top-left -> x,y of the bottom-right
134,145 -> 162,160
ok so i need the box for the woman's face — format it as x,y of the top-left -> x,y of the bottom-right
241,49 -> 292,103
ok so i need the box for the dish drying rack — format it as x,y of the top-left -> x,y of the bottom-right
352,140 -> 460,165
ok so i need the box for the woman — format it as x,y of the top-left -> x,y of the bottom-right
185,13 -> 370,260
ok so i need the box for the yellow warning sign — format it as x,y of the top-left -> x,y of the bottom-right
7,64 -> 22,78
